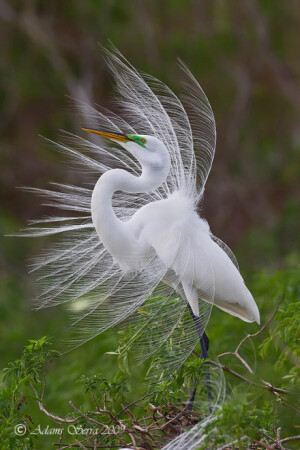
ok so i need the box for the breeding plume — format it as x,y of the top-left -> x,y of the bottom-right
24,48 -> 260,377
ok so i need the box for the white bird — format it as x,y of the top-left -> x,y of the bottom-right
87,130 -> 259,324
24,48 -> 259,375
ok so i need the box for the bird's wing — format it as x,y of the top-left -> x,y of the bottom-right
121,209 -> 216,379
210,234 -> 239,271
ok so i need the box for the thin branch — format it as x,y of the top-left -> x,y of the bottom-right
209,361 -> 289,396
251,438 -> 273,449
91,390 -> 101,414
75,440 -> 87,450
261,381 -> 289,395
69,401 -> 103,427
218,298 -> 282,373
250,424 -> 276,443
29,382 -> 76,424
41,369 -> 46,402
281,435 -> 300,444
108,393 -> 152,424
54,445 -> 121,449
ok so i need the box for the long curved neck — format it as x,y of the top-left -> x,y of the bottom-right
91,166 -> 167,259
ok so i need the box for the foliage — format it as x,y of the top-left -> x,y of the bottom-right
78,372 -> 128,408
0,337 -> 59,449
3,336 -> 59,384
0,266 -> 299,448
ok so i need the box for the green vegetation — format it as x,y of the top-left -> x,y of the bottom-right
1,267 -> 299,448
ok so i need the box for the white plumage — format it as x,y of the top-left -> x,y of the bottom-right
92,137 -> 259,323
23,47 -> 259,375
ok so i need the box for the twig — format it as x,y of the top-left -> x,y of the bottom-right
91,390 -> 101,414
108,393 -> 151,424
41,369 -> 46,402
276,427 -> 284,450
271,391 -> 300,414
69,401 -> 103,427
54,445 -> 121,449
281,435 -> 300,444
29,382 -> 76,423
75,440 -> 87,450
218,298 -> 282,373
250,424 -> 276,443
261,381 -> 289,395
251,438 -> 273,449
209,361 -> 289,396
210,360 -> 261,387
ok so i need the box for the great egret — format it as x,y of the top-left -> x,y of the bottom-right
23,48 -> 259,381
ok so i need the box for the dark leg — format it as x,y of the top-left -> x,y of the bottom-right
186,304 -> 212,410
193,314 -> 209,359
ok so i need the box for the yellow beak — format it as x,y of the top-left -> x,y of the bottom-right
82,128 -> 130,143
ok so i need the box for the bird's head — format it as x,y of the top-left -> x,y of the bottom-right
82,128 -> 170,175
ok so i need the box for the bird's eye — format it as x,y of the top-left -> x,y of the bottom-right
141,138 -> 146,144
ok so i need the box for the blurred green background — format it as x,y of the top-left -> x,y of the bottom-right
0,0 -> 299,447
